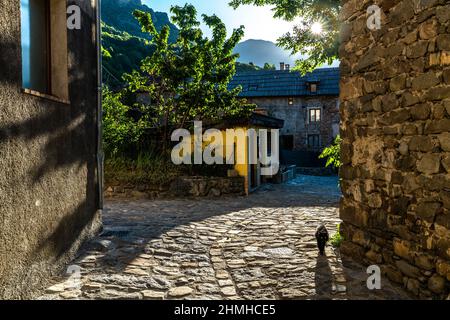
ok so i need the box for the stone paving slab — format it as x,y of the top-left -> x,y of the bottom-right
38,175 -> 412,300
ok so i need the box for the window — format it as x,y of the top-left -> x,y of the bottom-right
288,97 -> 294,105
308,135 -> 320,148
281,135 -> 294,151
310,83 -> 317,93
21,0 -> 69,100
21,0 -> 50,93
308,108 -> 321,123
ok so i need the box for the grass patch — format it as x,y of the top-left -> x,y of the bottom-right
105,153 -> 183,186
330,223 -> 344,248
105,152 -> 233,186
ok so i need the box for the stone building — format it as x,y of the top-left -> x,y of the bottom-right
0,0 -> 102,298
229,66 -> 340,166
340,0 -> 449,298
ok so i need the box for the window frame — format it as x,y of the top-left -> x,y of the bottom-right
308,107 -> 322,124
21,0 -> 52,94
20,0 -> 70,104
307,134 -> 320,148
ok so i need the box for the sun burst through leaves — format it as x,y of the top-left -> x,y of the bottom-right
311,22 -> 323,35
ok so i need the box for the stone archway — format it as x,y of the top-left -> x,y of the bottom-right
338,0 -> 449,298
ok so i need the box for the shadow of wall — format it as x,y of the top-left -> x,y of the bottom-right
0,0 -> 102,299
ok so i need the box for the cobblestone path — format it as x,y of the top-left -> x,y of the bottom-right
40,176 -> 411,300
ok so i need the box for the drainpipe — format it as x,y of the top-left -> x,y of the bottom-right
95,0 -> 104,210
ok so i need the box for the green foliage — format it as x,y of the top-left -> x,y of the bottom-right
102,87 -> 149,157
102,0 -> 179,42
263,63 -> 276,70
319,135 -> 341,169
102,46 -> 112,59
235,62 -> 277,72
105,153 -> 233,186
102,23 -> 155,87
103,81 -> 183,184
236,62 -> 261,72
229,0 -> 340,74
126,4 -> 255,140
330,223 -> 344,248
103,3 -> 255,182
101,0 -> 180,86
105,152 -> 183,186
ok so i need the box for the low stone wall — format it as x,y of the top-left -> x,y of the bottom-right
296,167 -> 336,176
105,176 -> 245,199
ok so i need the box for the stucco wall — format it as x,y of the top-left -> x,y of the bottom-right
0,0 -> 101,299
340,0 -> 449,298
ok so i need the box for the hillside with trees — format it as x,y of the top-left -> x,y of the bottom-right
102,0 -> 179,42
101,0 -> 179,86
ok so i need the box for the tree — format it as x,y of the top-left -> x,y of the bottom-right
229,0 -> 340,74
124,4 -> 254,150
236,62 -> 261,72
263,63 -> 276,70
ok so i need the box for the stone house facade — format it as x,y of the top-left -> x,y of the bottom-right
229,67 -> 340,166
0,0 -> 102,298
340,0 -> 449,298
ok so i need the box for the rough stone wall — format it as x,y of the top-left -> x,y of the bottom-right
105,176 -> 246,199
339,0 -> 450,298
0,0 -> 102,298
249,96 -> 340,151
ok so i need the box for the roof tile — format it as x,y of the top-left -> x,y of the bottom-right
228,67 -> 340,97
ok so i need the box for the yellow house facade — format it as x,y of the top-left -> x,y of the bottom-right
206,112 -> 284,195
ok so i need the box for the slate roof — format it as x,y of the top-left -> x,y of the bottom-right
228,67 -> 340,98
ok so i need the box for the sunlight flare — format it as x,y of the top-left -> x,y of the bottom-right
311,22 -> 323,35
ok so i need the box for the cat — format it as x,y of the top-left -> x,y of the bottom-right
315,224 -> 329,256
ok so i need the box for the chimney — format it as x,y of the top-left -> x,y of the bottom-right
280,62 -> 285,71
285,64 -> 290,71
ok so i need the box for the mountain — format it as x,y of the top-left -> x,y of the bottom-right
100,1 -> 336,87
101,23 -> 151,86
233,39 -> 304,69
101,0 -> 179,86
102,0 -> 178,42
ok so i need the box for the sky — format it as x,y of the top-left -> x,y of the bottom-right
144,0 -> 299,42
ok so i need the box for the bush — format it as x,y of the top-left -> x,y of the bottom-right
330,223 -> 344,248
319,135 -> 342,169
102,87 -> 150,158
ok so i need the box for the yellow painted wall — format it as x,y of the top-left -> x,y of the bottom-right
191,125 -> 272,195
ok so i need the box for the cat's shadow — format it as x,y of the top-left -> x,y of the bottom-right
314,253 -> 333,299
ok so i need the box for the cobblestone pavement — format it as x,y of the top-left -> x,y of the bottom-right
39,175 -> 412,300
